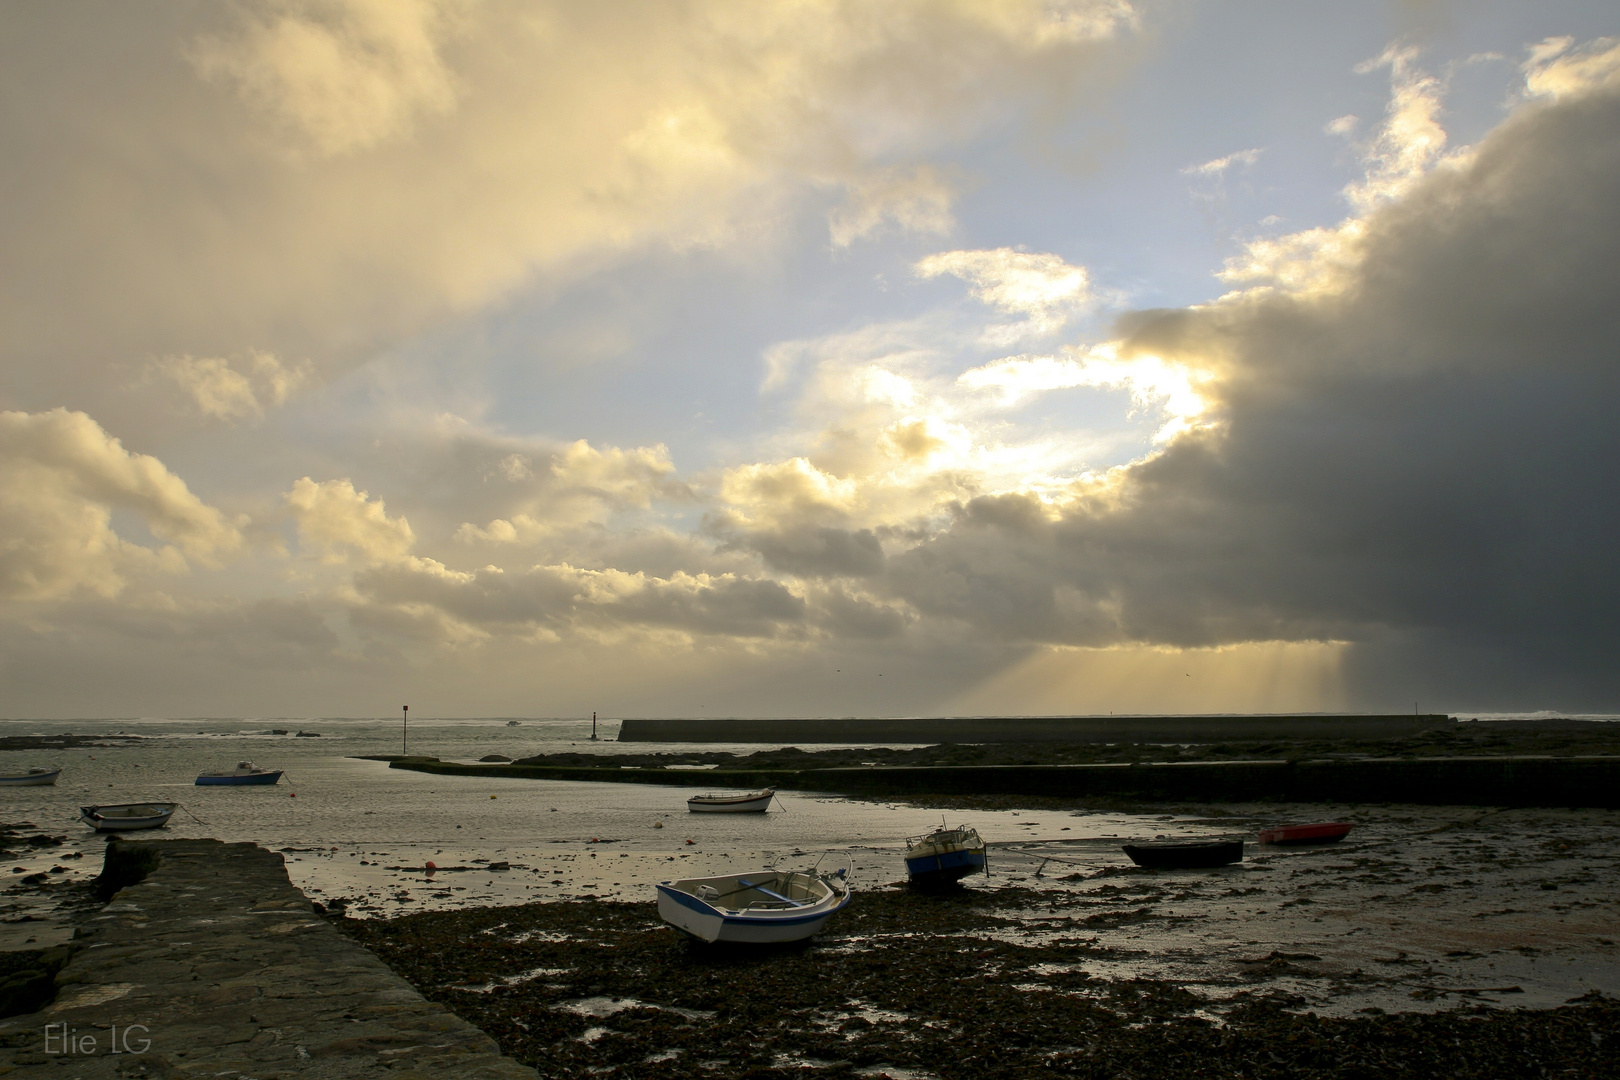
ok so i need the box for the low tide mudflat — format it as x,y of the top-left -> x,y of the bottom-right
336,799 -> 1619,1079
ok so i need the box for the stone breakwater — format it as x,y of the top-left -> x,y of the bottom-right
617,714 -> 1457,743
0,839 -> 536,1080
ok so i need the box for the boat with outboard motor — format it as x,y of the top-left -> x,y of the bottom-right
686,788 -> 775,813
904,824 -> 987,885
195,761 -> 283,786
79,803 -> 178,832
655,868 -> 851,943
0,767 -> 60,787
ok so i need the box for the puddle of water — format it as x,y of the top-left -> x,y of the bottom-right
556,995 -> 716,1021
451,966 -> 571,993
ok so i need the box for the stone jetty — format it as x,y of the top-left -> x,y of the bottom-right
0,839 -> 535,1079
617,713 -> 1456,743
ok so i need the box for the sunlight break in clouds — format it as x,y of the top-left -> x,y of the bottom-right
957,344 -> 1212,442
915,248 -> 1092,339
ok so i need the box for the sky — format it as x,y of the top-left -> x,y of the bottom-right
3,0 -> 1618,720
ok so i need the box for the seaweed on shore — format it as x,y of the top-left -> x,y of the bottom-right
337,892 -> 1619,1079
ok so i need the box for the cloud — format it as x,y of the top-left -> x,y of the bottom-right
1182,147 -> 1263,177
154,351 -> 314,421
879,46 -> 1620,705
190,0 -> 466,157
351,560 -> 810,644
827,165 -> 956,248
285,476 -> 415,565
1520,36 -> 1620,101
1219,45 -> 1466,296
0,1 -> 1140,435
452,438 -> 684,551
0,409 -> 244,600
915,248 -> 1092,338
957,345 -> 1211,441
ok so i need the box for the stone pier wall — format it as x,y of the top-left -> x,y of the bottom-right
616,714 -> 1456,743
0,839 -> 535,1079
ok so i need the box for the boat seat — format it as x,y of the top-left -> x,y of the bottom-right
737,878 -> 807,907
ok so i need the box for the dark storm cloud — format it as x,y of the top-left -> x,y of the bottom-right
885,79 -> 1620,707
729,525 -> 887,579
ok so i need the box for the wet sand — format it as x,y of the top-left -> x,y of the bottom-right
334,800 -> 1620,1079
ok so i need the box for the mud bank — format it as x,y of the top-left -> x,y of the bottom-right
339,799 -> 1620,1079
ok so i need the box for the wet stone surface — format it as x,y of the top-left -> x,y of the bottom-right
340,803 -> 1620,1079
0,839 -> 536,1079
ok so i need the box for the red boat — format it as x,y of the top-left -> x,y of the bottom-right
1257,821 -> 1353,846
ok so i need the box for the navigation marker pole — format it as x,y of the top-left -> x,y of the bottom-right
403,704 -> 408,756
591,711 -> 598,741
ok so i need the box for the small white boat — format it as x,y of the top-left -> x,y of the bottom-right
195,761 -> 283,786
686,788 -> 775,813
905,824 -> 987,885
79,803 -> 178,832
0,767 -> 61,787
656,869 -> 851,943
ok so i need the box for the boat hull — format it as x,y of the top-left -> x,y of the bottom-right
905,847 -> 987,884
0,769 -> 60,786
1258,822 -> 1353,846
1122,839 -> 1244,869
79,803 -> 178,832
195,771 -> 283,786
656,871 -> 850,943
687,790 -> 774,813
905,825 -> 986,885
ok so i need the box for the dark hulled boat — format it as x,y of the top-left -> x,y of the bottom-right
1122,838 -> 1244,869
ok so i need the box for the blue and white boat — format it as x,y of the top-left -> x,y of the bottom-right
905,824 -> 987,886
195,761 -> 283,786
656,869 -> 851,943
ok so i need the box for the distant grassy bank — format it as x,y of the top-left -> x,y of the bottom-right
379,722 -> 1620,807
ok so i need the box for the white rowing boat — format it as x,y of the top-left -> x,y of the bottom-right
79,803 -> 178,832
0,767 -> 60,787
655,869 -> 851,943
686,788 -> 775,813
